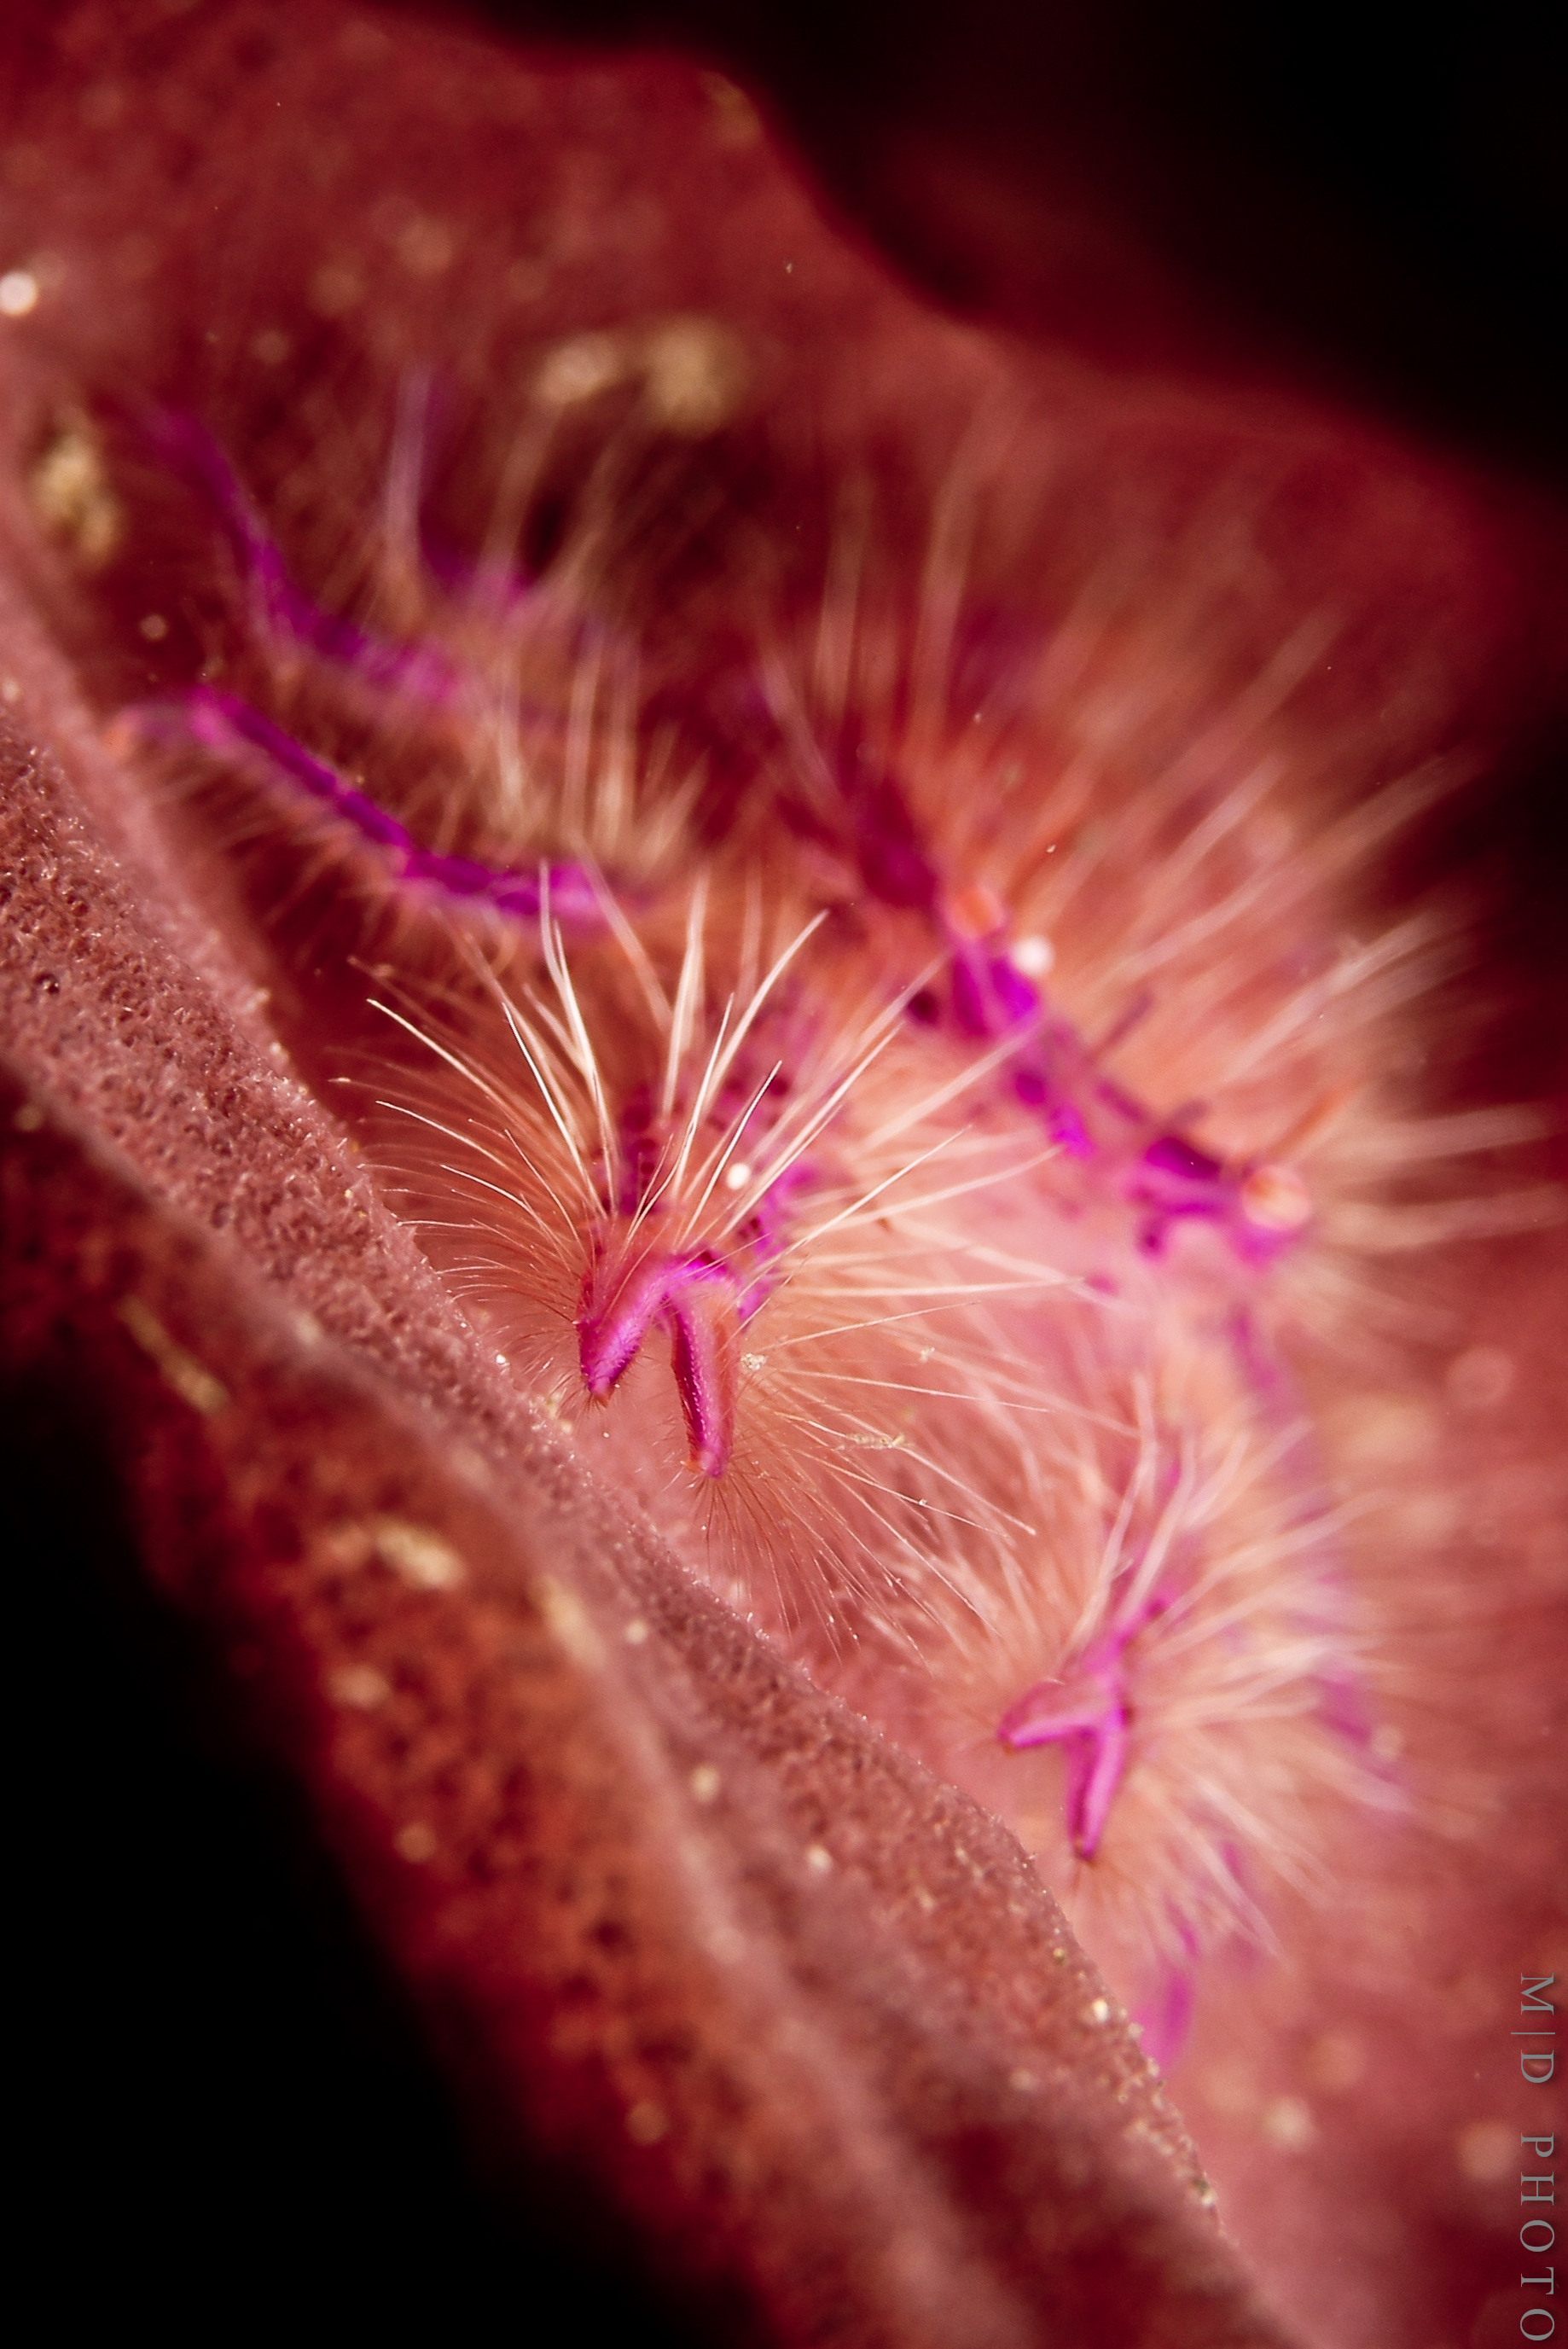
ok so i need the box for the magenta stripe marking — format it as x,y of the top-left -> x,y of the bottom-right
187,689 -> 602,926
149,412 -> 463,704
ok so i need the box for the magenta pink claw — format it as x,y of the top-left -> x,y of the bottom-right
666,1270 -> 740,1480
577,1251 -> 686,1398
183,689 -> 601,926
997,1607 -> 1162,1858
578,1249 -> 740,1480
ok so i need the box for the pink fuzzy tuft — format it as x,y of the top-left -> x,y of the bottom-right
40,321 -> 1558,2057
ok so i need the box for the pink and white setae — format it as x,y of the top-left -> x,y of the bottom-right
97,386 -> 1550,2059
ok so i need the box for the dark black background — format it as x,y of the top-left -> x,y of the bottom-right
470,0 -> 1566,486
